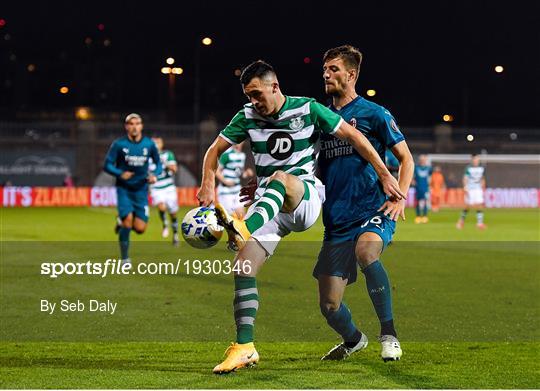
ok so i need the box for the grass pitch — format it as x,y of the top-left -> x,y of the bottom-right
1,207 -> 539,388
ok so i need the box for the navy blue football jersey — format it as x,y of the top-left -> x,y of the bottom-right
318,96 -> 405,235
104,136 -> 162,191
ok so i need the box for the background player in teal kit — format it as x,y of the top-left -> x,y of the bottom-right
104,113 -> 162,264
413,154 -> 432,224
315,45 -> 414,362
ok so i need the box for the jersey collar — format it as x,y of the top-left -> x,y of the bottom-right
331,95 -> 362,112
125,135 -> 144,144
271,95 -> 289,120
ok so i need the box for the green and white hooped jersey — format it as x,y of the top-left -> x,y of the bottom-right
464,165 -> 485,190
149,150 -> 177,190
219,96 -> 343,188
217,148 -> 246,196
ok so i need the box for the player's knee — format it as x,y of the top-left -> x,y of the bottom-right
319,299 -> 341,318
355,242 -> 380,266
268,170 -> 288,186
133,223 -> 146,234
122,215 -> 133,228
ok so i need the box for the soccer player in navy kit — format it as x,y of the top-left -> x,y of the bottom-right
104,113 -> 162,264
413,154 -> 432,223
315,46 -> 414,362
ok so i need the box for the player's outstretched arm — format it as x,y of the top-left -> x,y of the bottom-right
334,122 -> 406,200
197,136 -> 232,206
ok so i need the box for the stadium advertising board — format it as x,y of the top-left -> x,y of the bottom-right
1,186 -> 537,208
0,151 -> 76,186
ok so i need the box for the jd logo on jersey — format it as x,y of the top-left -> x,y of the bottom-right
267,132 -> 294,160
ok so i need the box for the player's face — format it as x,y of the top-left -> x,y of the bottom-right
419,155 -> 428,165
152,137 -> 163,151
243,77 -> 279,116
323,58 -> 354,96
125,118 -> 143,139
472,156 -> 480,166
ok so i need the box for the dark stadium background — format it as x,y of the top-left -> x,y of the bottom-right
0,0 -> 539,187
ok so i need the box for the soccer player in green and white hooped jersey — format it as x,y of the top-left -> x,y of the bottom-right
196,60 -> 405,374
149,136 -> 180,246
216,143 -> 253,219
456,154 -> 487,230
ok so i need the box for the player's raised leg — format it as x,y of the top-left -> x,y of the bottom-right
213,239 -> 266,374
356,232 -> 402,362
215,170 -> 304,251
114,215 -> 122,234
319,274 -> 368,360
131,191 -> 150,238
132,217 -> 148,234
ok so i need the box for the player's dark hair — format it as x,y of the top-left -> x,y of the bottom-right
323,45 -> 363,73
240,60 -> 276,85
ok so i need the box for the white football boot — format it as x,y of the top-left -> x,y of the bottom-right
321,333 -> 369,360
379,335 -> 402,362
161,226 -> 169,238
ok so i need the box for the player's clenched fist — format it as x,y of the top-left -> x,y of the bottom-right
197,184 -> 214,206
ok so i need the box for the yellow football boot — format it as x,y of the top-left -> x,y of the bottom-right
214,204 -> 251,251
213,342 -> 259,374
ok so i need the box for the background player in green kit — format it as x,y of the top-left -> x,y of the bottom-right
316,46 -> 415,362
216,142 -> 253,219
456,154 -> 487,230
196,60 -> 405,374
149,136 -> 179,246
